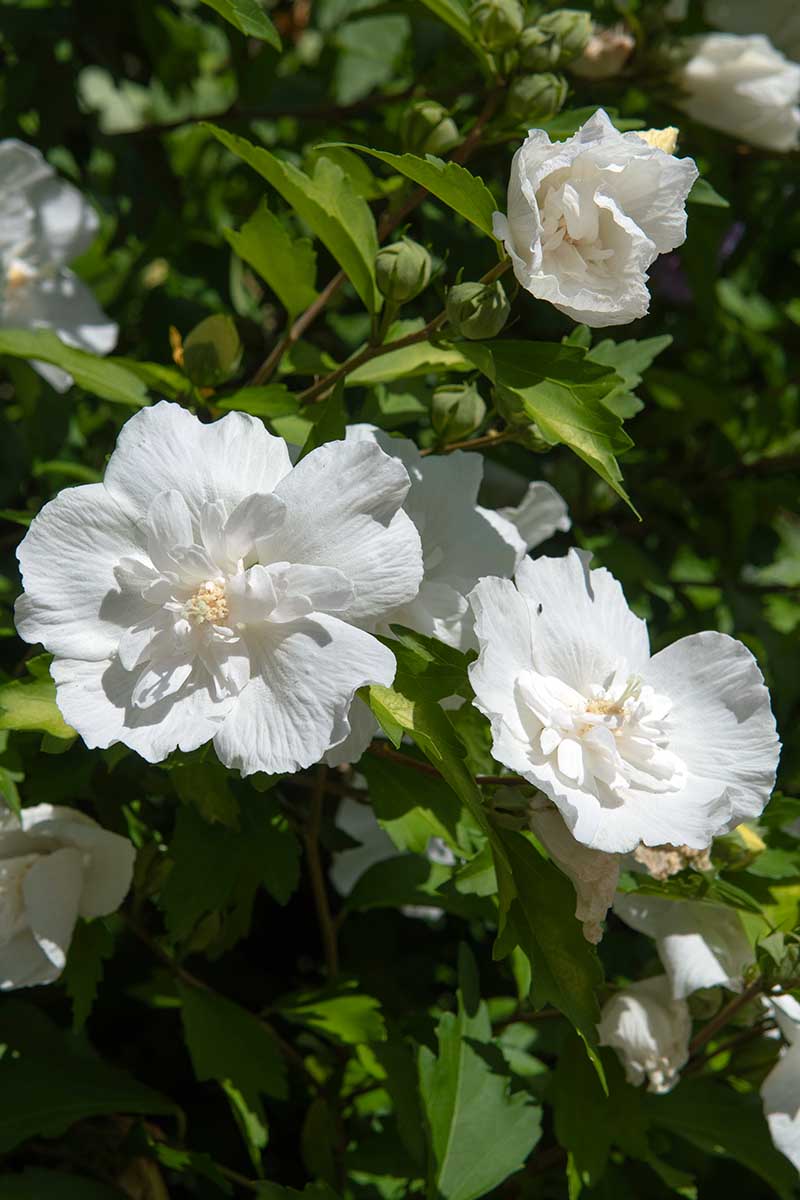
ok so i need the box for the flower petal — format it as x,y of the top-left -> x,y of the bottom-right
496,480 -> 571,551
22,846 -> 83,972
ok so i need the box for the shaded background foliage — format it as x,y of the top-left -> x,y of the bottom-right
0,0 -> 798,1197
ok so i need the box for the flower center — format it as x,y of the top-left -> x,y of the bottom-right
183,580 -> 229,625
5,259 -> 34,292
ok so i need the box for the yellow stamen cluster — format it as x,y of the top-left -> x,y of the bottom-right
184,580 -> 229,625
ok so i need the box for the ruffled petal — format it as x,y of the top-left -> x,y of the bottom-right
22,846 -> 83,973
496,480 -> 571,552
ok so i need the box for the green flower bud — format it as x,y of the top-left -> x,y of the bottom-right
536,9 -> 592,65
469,0 -> 525,51
504,72 -> 568,124
375,238 -> 432,304
446,279 -> 510,340
400,100 -> 460,158
519,26 -> 561,72
183,314 -> 242,388
431,381 -> 487,441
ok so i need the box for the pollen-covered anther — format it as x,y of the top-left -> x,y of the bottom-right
184,580 -> 229,625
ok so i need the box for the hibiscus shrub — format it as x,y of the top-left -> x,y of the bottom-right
0,0 -> 799,1196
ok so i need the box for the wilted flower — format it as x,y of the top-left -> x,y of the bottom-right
529,797 -> 622,943
468,549 -> 780,853
0,139 -> 118,392
705,0 -> 800,61
597,975 -> 691,1093
614,893 -> 753,998
15,403 -> 423,774
570,25 -> 636,79
675,34 -> 800,151
493,109 -> 698,327
0,804 -> 134,990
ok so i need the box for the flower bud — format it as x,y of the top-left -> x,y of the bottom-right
519,26 -> 561,72
431,381 -> 487,441
469,0 -> 525,51
570,24 -> 635,80
504,73 -> 568,124
536,9 -> 593,65
375,238 -> 432,304
400,100 -> 460,158
183,314 -> 243,388
446,279 -> 510,340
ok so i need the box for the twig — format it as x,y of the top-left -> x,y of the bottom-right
685,1018 -> 775,1076
249,270 -> 346,386
367,741 -> 525,787
304,765 -> 340,978
688,979 -> 764,1056
421,429 -> 514,457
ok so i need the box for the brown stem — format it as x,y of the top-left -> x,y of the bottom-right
249,86 -> 503,388
685,1017 -> 775,1076
304,765 -> 340,978
367,741 -> 525,787
421,428 -> 513,457
688,979 -> 764,1056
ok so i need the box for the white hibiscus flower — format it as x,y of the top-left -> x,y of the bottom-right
492,109 -> 698,327
675,34 -> 800,152
614,893 -> 754,998
597,974 -> 691,1093
468,549 -> 780,853
0,139 -> 118,392
0,804 -> 134,990
15,402 -> 424,775
705,0 -> 800,62
762,993 -> 800,1171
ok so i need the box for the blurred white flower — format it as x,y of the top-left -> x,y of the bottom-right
493,108 -> 698,327
529,797 -> 621,943
598,975 -> 691,1093
676,34 -> 800,151
570,25 -> 636,80
0,139 -> 117,392
15,402 -> 424,774
762,994 -> 800,1170
614,893 -> 753,998
468,549 -> 780,853
0,804 -> 134,990
705,0 -> 800,61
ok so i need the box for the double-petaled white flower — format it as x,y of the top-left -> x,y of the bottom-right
469,549 -> 780,853
15,402 -> 424,775
0,139 -> 117,392
493,109 -> 698,328
762,994 -> 800,1171
675,34 -> 800,152
614,893 -> 753,998
597,975 -> 691,1093
0,804 -> 134,990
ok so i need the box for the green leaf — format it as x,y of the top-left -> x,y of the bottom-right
256,1184 -> 340,1200
61,919 -> 115,1032
0,677 -> 75,740
216,384 -> 299,418
586,334 -> 672,419
183,314 -> 242,388
688,177 -> 730,208
278,986 -> 387,1046
360,752 -> 468,854
206,127 -> 381,313
345,322 -> 472,387
329,145 -> 497,238
497,830 -> 605,1079
345,853 -> 487,921
0,1001 -> 177,1153
170,760 -> 240,826
460,339 -> 635,511
387,624 -> 473,702
418,945 -> 541,1200
0,1170 -> 128,1199
179,983 -> 288,1130
646,1078 -> 796,1199
299,378 -> 346,458
197,0 -> 281,47
0,330 -> 149,406
160,792 -> 300,941
225,199 -> 318,321
415,0 -> 492,68
333,15 -> 411,106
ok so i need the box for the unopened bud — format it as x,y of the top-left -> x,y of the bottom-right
375,238 -> 432,304
519,27 -> 561,73
432,381 -> 487,441
536,9 -> 592,65
469,0 -> 525,51
401,100 -> 460,158
570,24 -> 635,80
446,279 -> 510,340
505,73 -> 568,124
